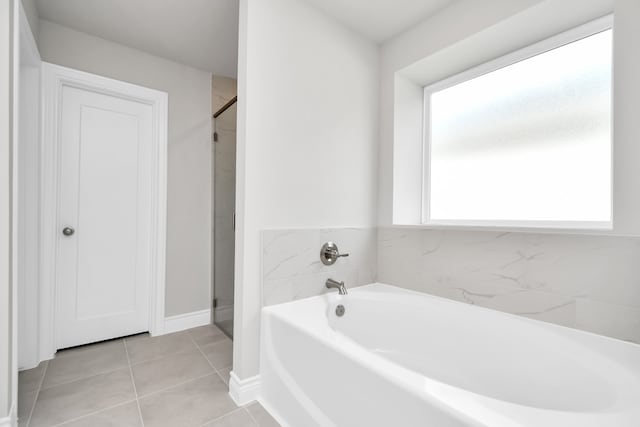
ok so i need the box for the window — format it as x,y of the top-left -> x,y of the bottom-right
423,21 -> 612,228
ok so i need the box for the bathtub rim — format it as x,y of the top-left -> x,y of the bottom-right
259,282 -> 640,426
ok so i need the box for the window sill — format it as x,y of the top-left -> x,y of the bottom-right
389,220 -> 615,236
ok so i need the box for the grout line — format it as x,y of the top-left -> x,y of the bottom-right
187,329 -> 229,385
39,366 -> 129,392
126,334 -> 199,367
245,406 -> 261,427
42,367 -> 136,395
186,327 -> 242,425
44,326 -> 233,427
128,346 -> 197,368
38,340 -> 130,392
49,399 -> 138,427
124,338 -> 145,426
37,364 -> 131,392
136,372 -> 217,400
195,407 -> 247,427
25,360 -> 49,427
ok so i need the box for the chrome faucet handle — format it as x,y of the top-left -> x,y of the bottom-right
320,242 -> 349,266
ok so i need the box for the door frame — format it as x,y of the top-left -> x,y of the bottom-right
40,63 -> 168,359
16,1 -> 42,370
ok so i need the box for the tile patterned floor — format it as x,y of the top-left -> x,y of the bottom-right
18,324 -> 280,427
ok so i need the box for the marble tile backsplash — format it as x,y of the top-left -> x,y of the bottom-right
378,227 -> 640,343
261,228 -> 377,306
261,226 -> 640,343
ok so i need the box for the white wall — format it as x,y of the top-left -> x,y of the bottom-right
17,2 -> 40,371
379,0 -> 536,224
378,0 -> 629,227
375,0 -> 640,344
234,0 -> 379,378
38,20 -> 213,317
19,0 -> 38,41
0,0 -> 15,420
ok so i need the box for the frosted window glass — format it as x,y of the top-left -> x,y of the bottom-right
427,30 -> 612,224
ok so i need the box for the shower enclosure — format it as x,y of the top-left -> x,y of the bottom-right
213,96 -> 237,338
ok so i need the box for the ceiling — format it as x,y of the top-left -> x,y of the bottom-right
34,0 -> 457,77
35,0 -> 239,77
302,0 -> 458,42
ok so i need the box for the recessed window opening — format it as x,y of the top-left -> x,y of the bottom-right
423,19 -> 613,229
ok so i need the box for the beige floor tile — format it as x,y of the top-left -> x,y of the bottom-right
42,340 -> 128,389
19,360 -> 48,393
217,366 -> 232,385
246,403 -> 280,427
125,332 -> 197,364
139,374 -> 237,427
204,409 -> 257,427
56,339 -> 124,359
131,349 -> 213,396
22,325 -> 240,427
17,390 -> 37,426
200,338 -> 233,369
188,324 -> 227,346
58,401 -> 142,427
30,368 -> 135,427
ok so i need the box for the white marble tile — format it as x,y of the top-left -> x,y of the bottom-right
263,226 -> 640,343
262,228 -> 376,305
262,277 -> 295,306
522,234 -> 640,307
379,229 -> 526,297
378,227 -> 640,343
263,263 -> 362,306
262,229 -> 320,280
476,289 -> 576,327
293,269 -> 359,302
576,298 -> 640,343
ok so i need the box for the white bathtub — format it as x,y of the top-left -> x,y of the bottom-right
259,283 -> 640,426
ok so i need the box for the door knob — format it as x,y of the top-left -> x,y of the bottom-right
62,227 -> 75,236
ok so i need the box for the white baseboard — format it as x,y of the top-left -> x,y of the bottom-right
0,402 -> 17,427
229,371 -> 261,406
19,360 -> 41,371
19,348 -> 54,372
164,309 -> 211,334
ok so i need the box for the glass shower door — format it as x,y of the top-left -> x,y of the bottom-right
213,102 -> 236,338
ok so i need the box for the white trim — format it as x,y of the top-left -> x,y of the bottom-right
0,399 -> 16,427
421,14 -> 614,230
12,0 -> 37,419
16,2 -> 41,371
0,402 -> 16,427
17,2 -> 38,66
422,15 -> 613,95
424,220 -> 613,231
10,1 -> 19,423
164,309 -> 212,334
229,371 -> 261,406
39,63 -> 168,358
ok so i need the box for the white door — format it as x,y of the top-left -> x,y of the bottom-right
55,84 -> 154,349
